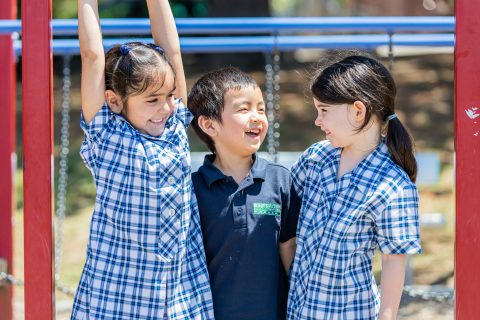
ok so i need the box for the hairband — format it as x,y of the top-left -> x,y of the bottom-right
119,44 -> 131,56
386,113 -> 397,122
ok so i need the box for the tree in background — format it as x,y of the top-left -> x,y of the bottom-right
47,0 -> 269,18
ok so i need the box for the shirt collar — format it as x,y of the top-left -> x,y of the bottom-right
348,142 -> 391,194
198,153 -> 266,188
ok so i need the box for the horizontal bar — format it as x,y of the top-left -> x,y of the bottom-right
0,16 -> 455,36
12,34 -> 455,55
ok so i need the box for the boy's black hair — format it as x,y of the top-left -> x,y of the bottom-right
188,67 -> 259,153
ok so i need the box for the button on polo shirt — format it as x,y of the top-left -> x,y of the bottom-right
192,154 -> 300,320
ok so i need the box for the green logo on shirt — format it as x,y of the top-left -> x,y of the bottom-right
253,203 -> 281,216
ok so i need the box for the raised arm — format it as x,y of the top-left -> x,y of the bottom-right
78,0 -> 106,123
147,0 -> 187,104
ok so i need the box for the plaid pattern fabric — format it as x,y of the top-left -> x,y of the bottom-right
71,100 -> 214,319
287,140 -> 421,320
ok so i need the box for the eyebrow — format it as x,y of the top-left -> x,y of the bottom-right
146,86 -> 176,98
233,100 -> 252,107
316,103 -> 331,108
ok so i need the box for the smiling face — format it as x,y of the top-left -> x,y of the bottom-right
121,71 -> 176,137
212,86 -> 268,157
313,98 -> 360,148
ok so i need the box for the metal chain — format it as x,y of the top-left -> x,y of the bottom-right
403,285 -> 454,303
388,31 -> 394,72
54,55 -> 73,297
0,271 -> 24,287
0,271 -> 75,297
264,47 -> 281,162
55,55 -> 71,282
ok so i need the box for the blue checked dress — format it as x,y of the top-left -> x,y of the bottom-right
287,140 -> 421,320
71,100 -> 214,319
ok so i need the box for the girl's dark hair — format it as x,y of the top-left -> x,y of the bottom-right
188,67 -> 259,153
105,42 -> 174,107
311,54 -> 417,182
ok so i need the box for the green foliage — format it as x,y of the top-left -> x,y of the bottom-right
53,0 -> 77,19
50,0 -> 211,19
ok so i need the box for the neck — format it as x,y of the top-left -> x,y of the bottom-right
337,121 -> 381,179
343,122 -> 381,161
213,149 -> 253,184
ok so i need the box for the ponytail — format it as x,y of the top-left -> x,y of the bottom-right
386,118 -> 417,183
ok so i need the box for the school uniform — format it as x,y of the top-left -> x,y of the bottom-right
71,100 -> 214,319
287,140 -> 421,320
192,154 -> 301,320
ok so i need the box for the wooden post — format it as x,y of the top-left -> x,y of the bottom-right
21,0 -> 55,318
455,0 -> 480,318
0,0 -> 17,318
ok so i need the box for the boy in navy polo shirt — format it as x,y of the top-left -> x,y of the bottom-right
188,67 -> 300,320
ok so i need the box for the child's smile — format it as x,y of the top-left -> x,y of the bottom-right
122,72 -> 176,137
213,86 -> 268,157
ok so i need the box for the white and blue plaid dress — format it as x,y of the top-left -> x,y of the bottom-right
287,140 -> 421,320
71,100 -> 214,319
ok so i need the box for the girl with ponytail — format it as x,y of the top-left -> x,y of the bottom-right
287,54 -> 421,320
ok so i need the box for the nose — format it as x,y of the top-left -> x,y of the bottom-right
250,110 -> 261,123
314,113 -> 322,127
161,98 -> 174,113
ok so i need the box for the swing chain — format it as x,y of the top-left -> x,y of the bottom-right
388,31 -> 394,72
54,55 -> 72,286
0,271 -> 24,287
265,46 -> 281,162
403,285 -> 454,303
0,270 -> 75,296
53,55 -> 76,298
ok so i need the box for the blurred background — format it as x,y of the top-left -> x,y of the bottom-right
9,0 -> 454,319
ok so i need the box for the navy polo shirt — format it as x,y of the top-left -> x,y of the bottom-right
192,154 -> 300,320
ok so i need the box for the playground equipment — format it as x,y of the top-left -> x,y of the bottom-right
0,2 -> 477,319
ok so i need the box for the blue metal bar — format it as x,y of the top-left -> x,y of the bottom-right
12,34 -> 455,56
0,16 -> 455,35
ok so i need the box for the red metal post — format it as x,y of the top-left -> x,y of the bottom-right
21,0 -> 55,318
0,0 -> 17,319
455,1 -> 480,318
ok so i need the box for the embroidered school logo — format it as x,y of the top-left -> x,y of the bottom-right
253,203 -> 281,216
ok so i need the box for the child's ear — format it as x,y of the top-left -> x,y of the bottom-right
197,115 -> 219,137
105,90 -> 123,114
352,100 -> 367,123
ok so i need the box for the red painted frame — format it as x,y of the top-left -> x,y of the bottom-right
0,0 -> 17,319
455,1 -> 480,318
21,0 -> 55,319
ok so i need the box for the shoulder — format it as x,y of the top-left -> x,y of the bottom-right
301,140 -> 337,163
264,159 -> 291,175
257,157 -> 290,177
292,140 -> 336,174
376,158 -> 418,200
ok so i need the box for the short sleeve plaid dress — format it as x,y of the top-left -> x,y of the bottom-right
287,140 -> 421,320
71,100 -> 214,319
